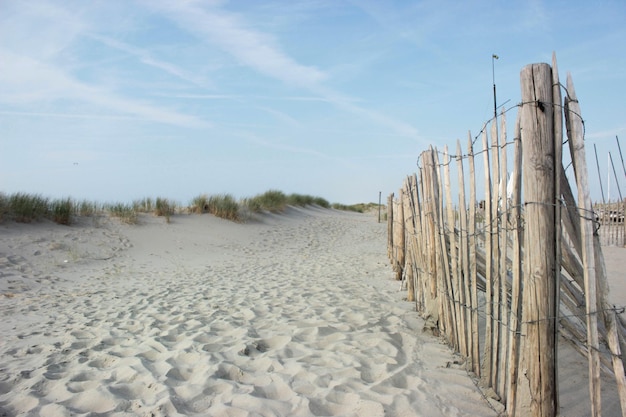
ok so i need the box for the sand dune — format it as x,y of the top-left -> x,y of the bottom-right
0,207 -> 503,416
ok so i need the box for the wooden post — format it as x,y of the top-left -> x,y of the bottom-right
393,190 -> 406,281
387,193 -> 394,264
519,62 -> 558,417
410,173 -> 425,311
403,179 -> 416,301
421,151 -> 441,329
468,133 -> 481,377
565,71 -> 602,417
498,110 -> 509,399
457,139 -> 471,360
433,149 -> 456,343
490,119 -> 502,391
506,112 -> 523,415
444,146 -> 464,353
594,237 -> 626,414
551,52 -> 563,413
482,126 -> 494,385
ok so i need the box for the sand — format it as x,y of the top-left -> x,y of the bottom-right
0,207 -> 502,417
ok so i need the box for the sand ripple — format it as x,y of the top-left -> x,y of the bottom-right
0,209 -> 498,416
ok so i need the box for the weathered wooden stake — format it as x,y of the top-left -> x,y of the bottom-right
482,126 -> 494,385
565,71 -> 602,417
506,112 -> 523,415
519,62 -> 557,417
468,133 -> 481,377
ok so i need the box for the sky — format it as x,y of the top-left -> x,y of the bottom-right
1,0 -> 625,205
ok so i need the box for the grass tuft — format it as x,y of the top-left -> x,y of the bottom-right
190,194 -> 210,214
9,193 -> 49,223
244,190 -> 288,213
77,200 -> 99,217
0,193 -> 8,223
155,197 -> 176,221
205,194 -> 240,221
106,202 -> 138,224
51,198 -> 73,225
332,202 -> 380,213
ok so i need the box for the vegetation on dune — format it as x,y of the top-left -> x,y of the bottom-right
8,192 -> 50,223
51,197 -> 73,225
154,197 -> 177,222
0,190 -> 375,225
205,194 -> 240,222
243,190 -> 330,213
331,202 -> 380,213
105,202 -> 138,225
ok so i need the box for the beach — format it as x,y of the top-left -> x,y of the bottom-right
0,207 -> 502,417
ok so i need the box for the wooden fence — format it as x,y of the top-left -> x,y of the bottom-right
595,201 -> 626,247
388,56 -> 626,416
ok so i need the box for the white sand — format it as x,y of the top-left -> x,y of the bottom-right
0,208 -> 501,417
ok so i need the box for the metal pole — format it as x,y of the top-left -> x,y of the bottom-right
616,135 -> 626,179
606,155 -> 611,204
594,144 -> 606,205
492,54 -> 499,121
609,152 -> 623,201
378,191 -> 382,223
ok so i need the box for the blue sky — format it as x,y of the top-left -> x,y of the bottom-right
1,1 -> 625,205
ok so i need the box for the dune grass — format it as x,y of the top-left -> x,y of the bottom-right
190,194 -> 240,221
105,202 -> 138,225
51,197 -> 73,225
8,192 -> 50,223
242,190 -> 330,213
331,202 -> 379,213
0,190 -> 370,225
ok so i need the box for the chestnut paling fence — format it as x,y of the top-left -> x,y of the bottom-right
387,56 -> 626,417
595,201 -> 625,247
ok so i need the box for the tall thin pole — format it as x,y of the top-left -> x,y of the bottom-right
378,191 -> 382,223
492,54 -> 499,121
606,155 -> 611,204
594,144 -> 606,205
616,136 -> 626,179
609,152 -> 623,201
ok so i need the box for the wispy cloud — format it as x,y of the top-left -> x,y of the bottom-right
142,1 -> 326,88
88,34 -> 214,89
0,48 -> 210,128
144,0 -> 423,141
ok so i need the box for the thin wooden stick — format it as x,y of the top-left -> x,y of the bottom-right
468,133 -> 481,377
434,149 -> 456,345
482,126 -> 494,386
457,139 -> 471,360
565,71 -> 602,417
506,112 -> 523,415
444,145 -> 464,353
498,110 -> 509,399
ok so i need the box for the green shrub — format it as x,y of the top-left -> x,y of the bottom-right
50,198 -> 73,225
9,193 -> 49,223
